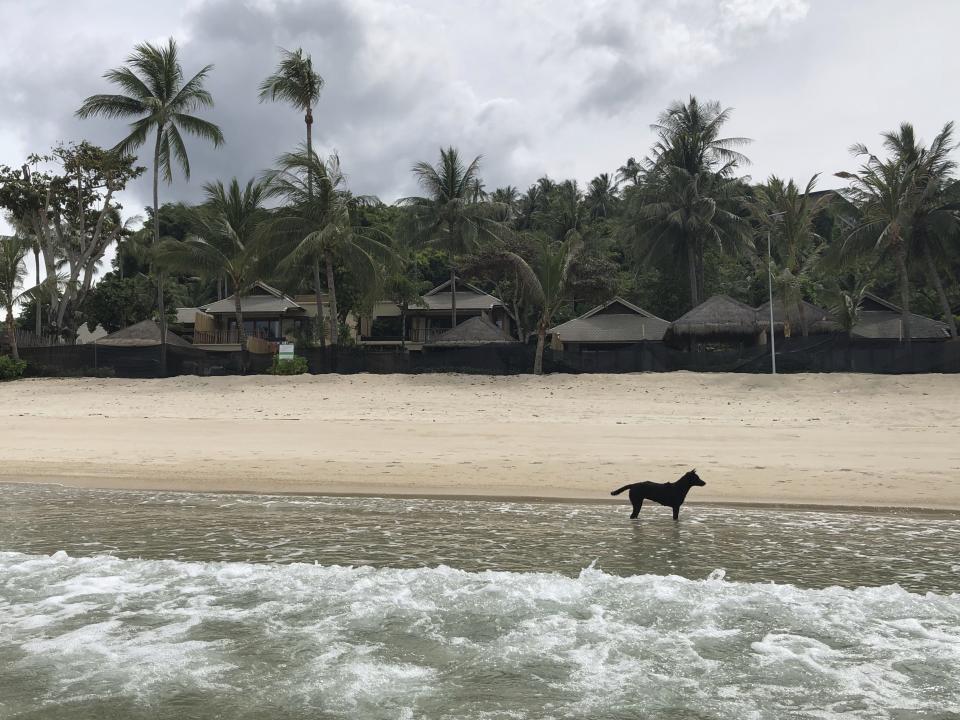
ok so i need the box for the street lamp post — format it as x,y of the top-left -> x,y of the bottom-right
766,212 -> 786,376
767,228 -> 777,375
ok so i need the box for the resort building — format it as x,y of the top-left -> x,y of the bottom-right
547,297 -> 669,351
175,281 -> 340,351
359,278 -> 515,349
850,293 -> 951,340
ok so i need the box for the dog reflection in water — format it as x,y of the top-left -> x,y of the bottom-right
611,470 -> 705,520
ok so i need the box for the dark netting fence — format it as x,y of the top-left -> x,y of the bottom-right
16,337 -> 960,377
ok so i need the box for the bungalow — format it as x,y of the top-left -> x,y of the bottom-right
359,278 -> 515,348
548,297 -> 669,351
176,281 -> 338,351
756,299 -> 840,337
665,294 -> 763,347
851,293 -> 950,340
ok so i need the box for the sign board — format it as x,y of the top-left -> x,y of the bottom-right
278,343 -> 295,361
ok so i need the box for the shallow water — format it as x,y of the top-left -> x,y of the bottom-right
1,483 -> 959,719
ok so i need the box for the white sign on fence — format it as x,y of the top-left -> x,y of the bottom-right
278,343 -> 295,361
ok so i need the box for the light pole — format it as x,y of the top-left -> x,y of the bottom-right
766,212 -> 786,375
767,228 -> 777,375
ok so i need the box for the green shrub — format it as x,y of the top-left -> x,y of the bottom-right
268,355 -> 310,375
0,355 -> 27,381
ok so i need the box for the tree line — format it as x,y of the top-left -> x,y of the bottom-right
1,38 -> 958,372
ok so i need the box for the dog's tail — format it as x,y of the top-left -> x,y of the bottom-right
610,484 -> 634,496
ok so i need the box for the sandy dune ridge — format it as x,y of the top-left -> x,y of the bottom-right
2,372 -> 958,509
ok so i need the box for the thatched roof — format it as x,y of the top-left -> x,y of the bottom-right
549,297 -> 670,343
667,295 -> 760,339
427,316 -> 517,346
756,299 -> 841,335
96,320 -> 193,348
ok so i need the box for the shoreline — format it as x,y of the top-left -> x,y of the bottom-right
5,476 -> 960,516
3,373 -> 959,512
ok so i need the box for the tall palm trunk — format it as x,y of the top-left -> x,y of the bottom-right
686,243 -> 699,307
324,250 -> 339,345
922,243 -> 957,338
894,241 -> 912,344
153,129 -> 167,374
233,291 -> 246,346
312,257 -> 326,349
5,306 -> 18,362
305,107 -> 313,195
533,317 -> 547,375
34,249 -> 41,337
450,266 -> 458,327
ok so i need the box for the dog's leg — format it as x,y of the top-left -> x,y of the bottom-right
672,505 -> 680,521
630,498 -> 643,519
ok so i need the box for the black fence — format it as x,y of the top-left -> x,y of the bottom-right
14,337 -> 960,377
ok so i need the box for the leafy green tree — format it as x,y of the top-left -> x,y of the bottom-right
83,273 -> 163,333
400,147 -> 511,327
77,38 -> 224,370
155,178 -> 270,344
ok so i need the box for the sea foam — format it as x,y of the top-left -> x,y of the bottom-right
2,550 -> 959,719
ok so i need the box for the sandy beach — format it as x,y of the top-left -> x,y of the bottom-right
2,372 -> 959,510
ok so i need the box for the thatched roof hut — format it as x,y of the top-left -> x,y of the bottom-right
96,320 -> 192,348
756,299 -> 841,335
426,316 -> 517,347
548,297 -> 669,347
666,295 -> 760,342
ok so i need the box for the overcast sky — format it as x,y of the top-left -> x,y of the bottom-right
3,0 -> 960,274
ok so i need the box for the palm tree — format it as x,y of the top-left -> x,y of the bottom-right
880,122 -> 959,337
837,148 -> 928,343
649,96 -> 750,175
624,166 -> 750,307
155,178 -> 269,345
624,96 -> 752,308
76,38 -> 224,372
268,150 -> 390,346
750,175 -> 830,336
616,157 -> 643,187
585,173 -> 619,219
506,233 -> 584,375
0,234 -> 37,362
258,47 -> 324,197
400,147 -> 511,327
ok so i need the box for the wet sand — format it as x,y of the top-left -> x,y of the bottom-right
2,372 -> 959,509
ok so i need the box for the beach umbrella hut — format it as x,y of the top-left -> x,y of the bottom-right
95,319 -> 193,348
665,295 -> 761,347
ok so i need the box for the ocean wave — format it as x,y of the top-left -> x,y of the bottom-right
2,551 -> 959,719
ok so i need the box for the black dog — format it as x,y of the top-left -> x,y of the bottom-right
610,470 -> 705,520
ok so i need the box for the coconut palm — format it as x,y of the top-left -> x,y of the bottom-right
585,173 -> 619,220
0,234 -> 41,361
880,122 -> 959,337
155,178 -> 269,345
649,96 -> 750,177
750,175 -> 831,336
624,165 -> 751,307
837,145 -> 929,342
623,97 -> 751,308
76,38 -> 224,371
268,150 -> 390,346
400,147 -> 511,327
258,47 -> 324,197
506,233 -> 584,375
